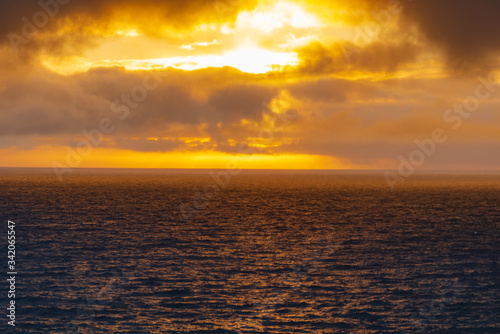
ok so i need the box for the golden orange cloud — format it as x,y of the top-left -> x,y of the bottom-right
1,0 -> 500,170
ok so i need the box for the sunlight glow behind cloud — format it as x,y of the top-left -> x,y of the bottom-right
39,0 -> 317,75
236,1 -> 321,33
43,46 -> 299,74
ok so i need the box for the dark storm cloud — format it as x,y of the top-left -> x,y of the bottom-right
0,66 -> 276,137
363,0 -> 500,70
403,0 -> 500,66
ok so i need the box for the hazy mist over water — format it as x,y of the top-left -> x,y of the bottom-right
0,169 -> 499,333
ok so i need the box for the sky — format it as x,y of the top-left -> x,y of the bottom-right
1,0 -> 500,170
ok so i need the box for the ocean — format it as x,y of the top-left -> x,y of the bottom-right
0,168 -> 499,333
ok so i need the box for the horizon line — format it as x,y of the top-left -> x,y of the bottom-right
0,167 -> 499,173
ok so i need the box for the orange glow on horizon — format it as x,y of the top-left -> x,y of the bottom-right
0,148 -> 356,170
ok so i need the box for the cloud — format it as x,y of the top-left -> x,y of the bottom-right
0,64 -> 276,139
294,40 -> 421,74
359,0 -> 500,72
2,0 -> 500,170
291,0 -> 500,73
4,0 -> 500,72
403,1 -> 500,67
1,0 -> 258,56
1,55 -> 499,147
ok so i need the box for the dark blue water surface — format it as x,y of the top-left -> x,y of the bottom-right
0,168 -> 499,333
